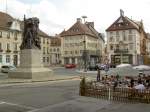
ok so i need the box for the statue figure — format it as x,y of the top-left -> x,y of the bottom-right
20,16 -> 41,49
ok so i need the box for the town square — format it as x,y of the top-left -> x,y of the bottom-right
0,0 -> 150,112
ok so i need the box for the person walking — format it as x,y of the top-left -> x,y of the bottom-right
97,68 -> 101,82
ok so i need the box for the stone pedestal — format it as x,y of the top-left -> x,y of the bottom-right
9,49 -> 53,79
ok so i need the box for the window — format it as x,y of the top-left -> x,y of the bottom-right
47,39 -> 49,44
47,47 -> 49,54
43,38 -> 45,44
116,45 -> 119,50
129,44 -> 133,50
7,32 -> 10,39
6,55 -> 10,63
14,43 -> 17,51
57,48 -> 59,52
129,30 -> 132,34
116,31 -> 119,36
7,43 -> 10,50
53,48 -> 56,52
0,55 -> 2,63
43,47 -> 45,54
110,45 -> 113,50
0,31 -> 2,37
43,57 -> 45,63
14,32 -> 18,40
47,57 -> 49,62
109,36 -> 113,42
0,43 -> 2,50
128,35 -> 133,41
123,31 -> 126,41
50,49 -> 52,52
65,51 -> 68,54
75,50 -> 78,54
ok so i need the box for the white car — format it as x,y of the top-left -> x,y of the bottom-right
1,65 -> 16,73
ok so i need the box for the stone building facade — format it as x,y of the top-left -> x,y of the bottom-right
106,10 -> 147,65
49,36 -> 61,65
60,18 -> 105,68
0,11 -> 51,67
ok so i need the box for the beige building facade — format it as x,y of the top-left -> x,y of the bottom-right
106,10 -> 147,65
0,11 -> 51,67
49,37 -> 61,64
60,18 -> 105,68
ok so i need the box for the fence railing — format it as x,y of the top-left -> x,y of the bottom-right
79,80 -> 150,103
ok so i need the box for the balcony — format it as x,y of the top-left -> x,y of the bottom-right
114,49 -> 128,53
13,50 -> 19,53
6,49 -> 11,53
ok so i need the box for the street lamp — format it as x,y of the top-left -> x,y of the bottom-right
82,16 -> 87,72
83,38 -> 87,72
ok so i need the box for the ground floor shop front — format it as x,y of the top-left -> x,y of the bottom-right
110,54 -> 143,65
62,55 -> 101,68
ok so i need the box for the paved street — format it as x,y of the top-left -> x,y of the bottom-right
0,67 -> 149,112
0,79 -> 150,112
0,80 -> 80,112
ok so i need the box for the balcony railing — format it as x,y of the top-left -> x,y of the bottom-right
6,49 -> 11,53
114,49 -> 128,53
13,50 -> 19,53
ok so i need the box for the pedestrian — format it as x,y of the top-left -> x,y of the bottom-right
97,68 -> 100,82
113,80 -> 118,91
130,77 -> 134,88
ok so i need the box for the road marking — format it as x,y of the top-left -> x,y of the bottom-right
27,109 -> 39,112
0,100 -> 37,111
0,102 -> 5,104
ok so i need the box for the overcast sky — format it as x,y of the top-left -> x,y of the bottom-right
0,0 -> 150,36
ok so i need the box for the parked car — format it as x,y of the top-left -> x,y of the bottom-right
109,64 -> 116,68
1,65 -> 16,73
65,64 -> 76,68
88,65 -> 98,71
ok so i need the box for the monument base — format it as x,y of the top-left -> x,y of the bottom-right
9,67 -> 53,79
8,49 -> 53,79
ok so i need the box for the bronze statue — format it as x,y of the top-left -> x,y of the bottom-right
20,16 -> 41,49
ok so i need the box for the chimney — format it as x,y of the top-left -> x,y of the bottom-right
120,9 -> 124,17
86,22 -> 94,28
77,18 -> 82,23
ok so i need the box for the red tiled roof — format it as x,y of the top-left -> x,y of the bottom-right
0,11 -> 50,37
60,20 -> 97,38
0,11 -> 14,29
106,16 -> 142,32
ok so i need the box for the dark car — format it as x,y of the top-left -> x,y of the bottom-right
65,64 -> 76,68
109,64 -> 116,68
88,64 -> 98,71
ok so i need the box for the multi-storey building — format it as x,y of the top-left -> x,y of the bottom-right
106,10 -> 147,65
40,31 -> 52,67
0,11 -> 51,67
60,18 -> 105,68
49,36 -> 61,64
0,12 -> 22,67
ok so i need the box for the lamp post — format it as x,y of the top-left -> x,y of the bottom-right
119,41 -> 123,64
83,38 -> 87,72
82,16 -> 87,72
